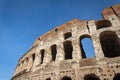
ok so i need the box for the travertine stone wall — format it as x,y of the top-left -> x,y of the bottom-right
12,4 -> 120,80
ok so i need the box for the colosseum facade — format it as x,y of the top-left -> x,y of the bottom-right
12,4 -> 120,80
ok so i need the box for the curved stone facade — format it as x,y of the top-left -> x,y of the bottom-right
12,4 -> 120,80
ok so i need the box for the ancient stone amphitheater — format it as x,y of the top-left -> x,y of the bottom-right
12,4 -> 120,80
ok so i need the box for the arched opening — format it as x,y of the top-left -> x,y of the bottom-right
64,32 -> 72,39
55,28 -> 58,32
26,57 -> 29,66
113,73 -> 120,80
51,44 -> 57,61
100,31 -> 120,58
96,20 -> 112,29
45,78 -> 51,80
61,76 -> 72,80
40,49 -> 45,64
32,53 -> 35,62
79,35 -> 95,58
84,74 -> 100,80
26,57 -> 28,62
63,41 -> 73,59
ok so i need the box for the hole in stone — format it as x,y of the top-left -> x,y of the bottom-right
96,20 -> 112,29
100,31 -> 120,58
63,41 -> 73,59
51,44 -> 57,61
113,73 -> 120,80
45,78 -> 51,80
61,76 -> 72,80
64,32 -> 72,39
32,53 -> 35,62
84,74 -> 100,80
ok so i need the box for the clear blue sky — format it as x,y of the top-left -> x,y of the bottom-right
0,0 -> 120,80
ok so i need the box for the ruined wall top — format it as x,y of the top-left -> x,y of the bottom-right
32,4 -> 120,48
17,4 -> 120,62
102,4 -> 120,19
32,19 -> 87,47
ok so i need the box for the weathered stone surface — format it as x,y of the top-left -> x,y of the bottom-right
12,4 -> 120,80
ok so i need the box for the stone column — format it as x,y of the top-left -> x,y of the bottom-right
21,61 -> 25,70
43,48 -> 52,64
24,59 -> 27,68
24,59 -> 28,69
25,59 -> 28,69
72,39 -> 81,61
26,58 -> 29,68
24,60 -> 27,70
56,43 -> 64,62
72,25 -> 82,60
22,60 -> 26,69
37,51 -> 41,65
28,55 -> 33,67
19,62 -> 23,71
92,35 -> 104,60
88,20 -> 96,34
17,63 -> 20,73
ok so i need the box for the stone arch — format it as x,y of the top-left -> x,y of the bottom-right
84,74 -> 100,80
64,32 -> 72,39
26,57 -> 29,62
96,20 -> 112,29
63,41 -> 73,59
32,53 -> 35,63
50,44 -> 57,61
79,35 -> 95,58
40,49 -> 45,64
61,76 -> 72,80
45,78 -> 51,80
113,73 -> 120,80
100,31 -> 120,58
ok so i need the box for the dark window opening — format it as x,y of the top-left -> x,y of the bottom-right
63,41 -> 73,59
45,78 -> 51,80
38,38 -> 40,40
80,35 -> 95,58
84,74 -> 100,80
64,32 -> 72,39
51,44 -> 57,61
32,53 -> 35,62
113,73 -> 120,80
96,20 -> 112,29
22,61 -> 24,65
41,49 -> 45,64
26,57 -> 28,62
100,31 -> 120,58
55,28 -> 58,32
61,76 -> 72,80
